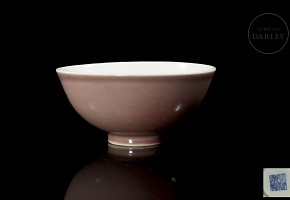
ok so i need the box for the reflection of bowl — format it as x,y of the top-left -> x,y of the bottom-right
64,160 -> 179,200
56,62 -> 215,146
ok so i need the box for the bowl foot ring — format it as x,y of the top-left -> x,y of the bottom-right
108,132 -> 161,147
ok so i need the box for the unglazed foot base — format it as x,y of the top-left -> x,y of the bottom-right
108,132 -> 161,146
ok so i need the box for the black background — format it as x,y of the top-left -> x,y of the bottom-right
8,3 -> 289,200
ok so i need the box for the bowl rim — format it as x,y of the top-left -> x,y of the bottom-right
56,61 -> 216,77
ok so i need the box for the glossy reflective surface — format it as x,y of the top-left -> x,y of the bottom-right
64,152 -> 178,199
63,142 -> 215,200
65,145 -> 175,200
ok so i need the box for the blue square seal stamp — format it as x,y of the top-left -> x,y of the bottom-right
264,168 -> 290,197
269,173 -> 287,191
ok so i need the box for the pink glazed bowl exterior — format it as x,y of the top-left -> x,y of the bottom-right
56,62 -> 215,146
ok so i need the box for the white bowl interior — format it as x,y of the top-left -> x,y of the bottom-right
56,62 -> 215,76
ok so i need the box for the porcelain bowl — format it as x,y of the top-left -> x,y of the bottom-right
56,62 -> 215,146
